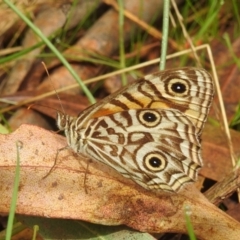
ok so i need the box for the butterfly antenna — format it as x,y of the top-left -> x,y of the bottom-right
41,62 -> 65,115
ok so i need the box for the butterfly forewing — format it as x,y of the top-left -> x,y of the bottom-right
89,67 -> 214,135
57,67 -> 214,192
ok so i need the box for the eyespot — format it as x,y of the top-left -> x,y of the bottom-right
172,81 -> 186,93
166,78 -> 190,97
138,110 -> 161,128
143,152 -> 167,172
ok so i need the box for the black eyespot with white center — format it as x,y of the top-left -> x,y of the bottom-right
138,110 -> 161,127
172,82 -> 186,93
144,152 -> 167,172
166,77 -> 190,97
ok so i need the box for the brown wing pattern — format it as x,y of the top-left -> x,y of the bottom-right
89,67 -> 214,135
57,67 -> 214,192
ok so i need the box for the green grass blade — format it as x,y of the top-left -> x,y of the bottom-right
5,142 -> 21,240
184,205 -> 197,240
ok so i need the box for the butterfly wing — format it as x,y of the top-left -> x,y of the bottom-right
81,67 -> 214,136
80,109 -> 201,192
57,67 -> 214,192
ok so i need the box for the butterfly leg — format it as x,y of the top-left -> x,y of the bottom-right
42,145 -> 69,179
71,153 -> 92,194
82,159 -> 93,194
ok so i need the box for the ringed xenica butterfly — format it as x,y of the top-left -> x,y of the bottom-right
56,67 -> 214,192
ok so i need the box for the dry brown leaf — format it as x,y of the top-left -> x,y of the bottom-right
227,203 -> 240,222
1,125 -> 240,239
201,124 -> 240,181
2,7 -> 67,95
211,37 -> 240,121
8,108 -> 52,131
0,92 -> 90,119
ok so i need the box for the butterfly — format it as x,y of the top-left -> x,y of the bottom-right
56,67 -> 214,192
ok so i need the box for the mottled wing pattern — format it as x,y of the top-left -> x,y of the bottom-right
87,109 -> 204,191
86,67 -> 214,135
58,109 -> 201,192
57,67 -> 214,192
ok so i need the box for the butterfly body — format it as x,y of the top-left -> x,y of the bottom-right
57,67 -> 214,192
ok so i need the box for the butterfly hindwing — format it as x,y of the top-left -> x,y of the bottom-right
77,109 -> 202,192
